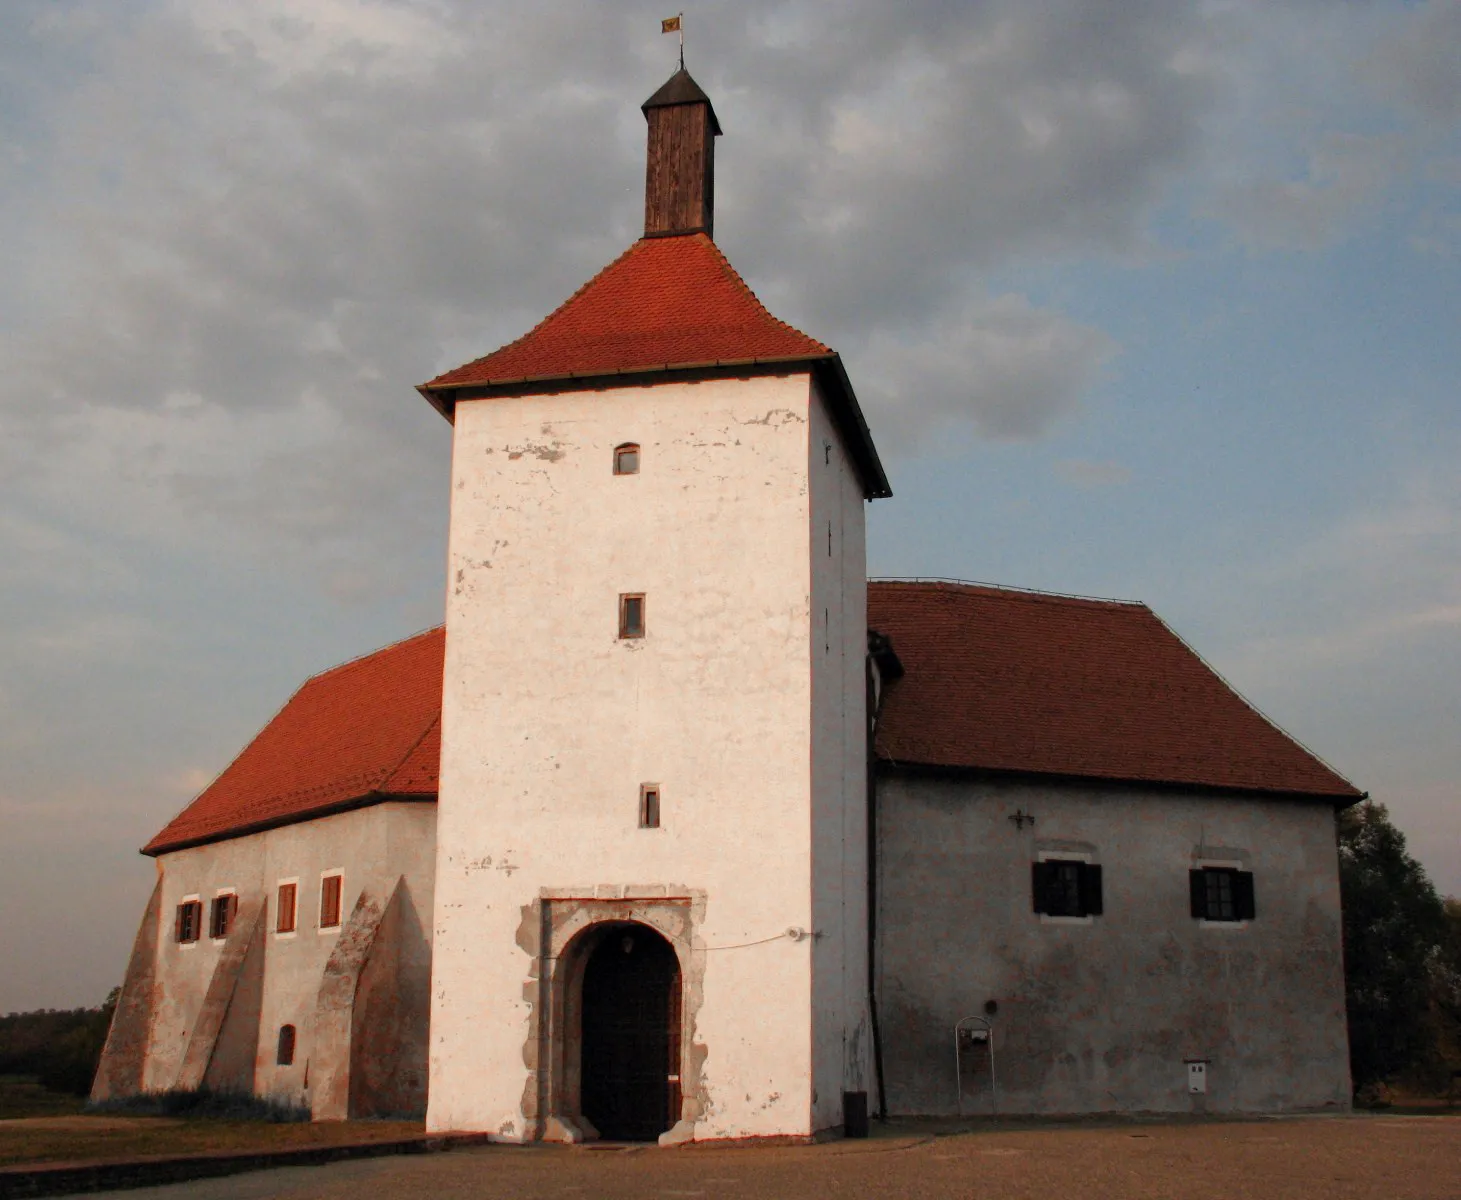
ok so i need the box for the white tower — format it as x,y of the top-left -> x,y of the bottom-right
420,69 -> 890,1143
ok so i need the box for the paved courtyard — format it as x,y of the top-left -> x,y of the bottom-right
82,1115 -> 1461,1200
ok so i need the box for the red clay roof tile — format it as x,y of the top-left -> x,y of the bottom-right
869,581 -> 1360,798
143,628 -> 445,854
145,581 -> 1359,853
421,232 -> 830,390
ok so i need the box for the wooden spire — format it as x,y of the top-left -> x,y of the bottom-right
641,68 -> 722,239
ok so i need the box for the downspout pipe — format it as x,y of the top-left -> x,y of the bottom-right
866,630 -> 903,1122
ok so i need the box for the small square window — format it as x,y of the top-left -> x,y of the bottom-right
209,893 -> 237,940
640,784 -> 661,829
614,443 -> 640,475
276,882 -> 298,934
320,874 -> 343,929
1190,868 -> 1255,922
619,593 -> 645,639
1032,860 -> 1103,918
175,900 -> 202,944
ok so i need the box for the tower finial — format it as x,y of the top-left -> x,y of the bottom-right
661,13 -> 684,70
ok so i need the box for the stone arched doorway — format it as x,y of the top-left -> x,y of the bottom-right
574,922 -> 681,1141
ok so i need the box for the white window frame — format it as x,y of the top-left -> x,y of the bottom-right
177,893 -> 202,949
209,888 -> 238,942
1036,849 -> 1096,926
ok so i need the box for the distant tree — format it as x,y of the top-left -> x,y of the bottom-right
0,988 -> 119,1097
1339,801 -> 1453,1090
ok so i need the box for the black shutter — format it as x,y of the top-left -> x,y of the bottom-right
1234,871 -> 1256,920
175,904 -> 185,943
1189,869 -> 1207,919
1032,861 -> 1050,914
1080,864 -> 1104,917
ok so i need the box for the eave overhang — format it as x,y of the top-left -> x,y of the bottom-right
141,790 -> 437,858
418,351 -> 893,500
874,757 -> 1367,808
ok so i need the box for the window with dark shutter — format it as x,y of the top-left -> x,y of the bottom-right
209,893 -> 236,940
1234,870 -> 1256,920
277,1024 -> 296,1066
175,900 -> 201,944
1191,867 -> 1255,922
1033,860 -> 1102,918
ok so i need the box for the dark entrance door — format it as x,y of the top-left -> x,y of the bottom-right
580,924 -> 680,1141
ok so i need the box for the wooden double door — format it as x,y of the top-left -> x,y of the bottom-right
580,925 -> 682,1142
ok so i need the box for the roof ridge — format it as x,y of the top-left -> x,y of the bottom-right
1145,610 -> 1360,796
303,625 -> 444,686
697,235 -> 831,353
425,241 -> 645,385
869,577 -> 1146,609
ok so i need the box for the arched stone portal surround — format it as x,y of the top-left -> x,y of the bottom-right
514,890 -> 707,1145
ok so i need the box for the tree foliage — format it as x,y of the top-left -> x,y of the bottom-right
1338,801 -> 1458,1090
0,988 -> 118,1097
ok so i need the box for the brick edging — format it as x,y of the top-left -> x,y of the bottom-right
0,1132 -> 494,1199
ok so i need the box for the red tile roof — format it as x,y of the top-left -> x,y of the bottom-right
143,628 -> 444,855
869,581 -> 1361,799
144,581 -> 1358,853
421,233 -> 830,390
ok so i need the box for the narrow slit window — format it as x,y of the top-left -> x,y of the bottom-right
614,443 -> 640,475
619,593 -> 645,639
276,883 -> 297,933
319,873 -> 343,929
639,784 -> 661,829
277,1024 -> 296,1066
209,893 -> 237,940
175,900 -> 202,944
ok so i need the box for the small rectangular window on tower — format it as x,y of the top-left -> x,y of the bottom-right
614,443 -> 640,474
639,784 -> 661,829
619,593 -> 645,639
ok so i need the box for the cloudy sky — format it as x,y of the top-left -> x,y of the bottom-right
2,0 -> 1458,1013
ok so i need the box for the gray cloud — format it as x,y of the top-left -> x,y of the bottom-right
1363,0 -> 1461,123
5,0 -> 1445,1009
1212,131 -> 1413,251
1054,459 -> 1133,489
855,293 -> 1118,449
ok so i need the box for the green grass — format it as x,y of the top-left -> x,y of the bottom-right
0,1076 -> 86,1121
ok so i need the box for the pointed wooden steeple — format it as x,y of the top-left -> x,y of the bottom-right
642,68 -> 722,239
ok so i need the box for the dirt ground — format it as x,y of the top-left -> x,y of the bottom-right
0,1115 -> 423,1169
64,1113 -> 1461,1200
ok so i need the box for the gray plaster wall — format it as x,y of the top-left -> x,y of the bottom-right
875,773 -> 1351,1116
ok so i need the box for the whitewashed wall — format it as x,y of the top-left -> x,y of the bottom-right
807,379 -> 873,1130
430,373 -> 869,1141
144,802 -> 436,1106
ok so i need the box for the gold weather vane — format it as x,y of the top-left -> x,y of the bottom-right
662,12 -> 684,70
